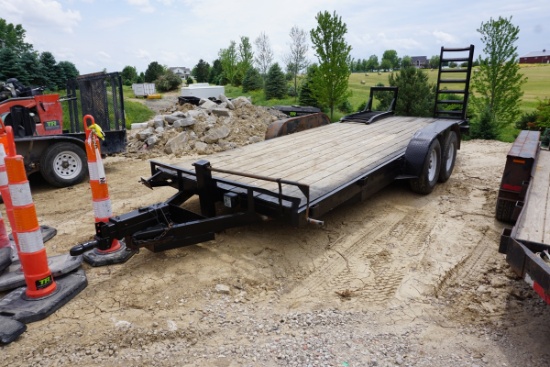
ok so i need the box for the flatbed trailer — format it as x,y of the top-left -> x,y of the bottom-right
71,114 -> 465,255
499,131 -> 550,303
70,45 -> 475,258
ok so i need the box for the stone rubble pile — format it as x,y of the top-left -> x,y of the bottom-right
126,95 -> 287,158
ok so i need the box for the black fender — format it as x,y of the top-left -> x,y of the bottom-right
403,120 -> 461,177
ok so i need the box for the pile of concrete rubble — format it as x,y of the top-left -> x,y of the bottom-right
126,95 -> 287,158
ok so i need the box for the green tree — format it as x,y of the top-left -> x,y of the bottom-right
380,58 -> 391,72
428,55 -> 440,69
285,25 -> 309,100
18,51 -> 41,85
264,63 -> 286,100
236,36 -> 254,85
382,50 -> 399,70
299,64 -> 321,107
366,55 -> 379,71
401,56 -> 412,68
144,61 -> 165,83
121,65 -> 138,86
219,41 -> 238,85
0,47 -> 24,81
38,51 -> 60,90
242,67 -> 263,93
208,59 -> 223,84
309,10 -> 352,120
57,61 -> 79,81
470,16 -> 526,138
388,67 -> 434,117
0,19 -> 32,55
192,59 -> 211,83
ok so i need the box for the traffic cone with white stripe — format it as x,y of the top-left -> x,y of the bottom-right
0,134 -> 87,344
82,115 -> 135,266
0,127 -> 80,293
0,130 -> 16,273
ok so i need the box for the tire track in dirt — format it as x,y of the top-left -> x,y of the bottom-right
282,201 -> 436,307
433,226 -> 513,322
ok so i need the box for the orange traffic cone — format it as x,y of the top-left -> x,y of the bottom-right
0,127 -> 79,293
82,115 -> 135,266
0,130 -> 87,344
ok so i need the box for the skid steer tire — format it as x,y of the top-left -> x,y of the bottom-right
438,131 -> 458,183
409,139 -> 441,195
40,142 -> 87,188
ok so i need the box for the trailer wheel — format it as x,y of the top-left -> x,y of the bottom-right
409,139 -> 441,195
438,131 -> 458,183
495,199 -> 516,223
40,142 -> 87,188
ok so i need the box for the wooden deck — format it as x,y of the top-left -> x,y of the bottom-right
516,149 -> 550,245
167,116 -> 439,204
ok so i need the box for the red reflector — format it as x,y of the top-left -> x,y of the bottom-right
502,183 -> 522,192
533,282 -> 550,305
512,159 -> 526,164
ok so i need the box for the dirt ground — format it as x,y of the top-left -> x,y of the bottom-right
1,102 -> 550,365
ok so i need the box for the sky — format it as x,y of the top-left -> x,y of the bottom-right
1,0 -> 549,75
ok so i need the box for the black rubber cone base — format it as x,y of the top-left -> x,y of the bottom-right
83,240 -> 136,267
0,269 -> 87,344
0,254 -> 83,292
0,316 -> 26,344
0,247 -> 11,273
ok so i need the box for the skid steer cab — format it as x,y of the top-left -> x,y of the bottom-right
0,72 -> 127,187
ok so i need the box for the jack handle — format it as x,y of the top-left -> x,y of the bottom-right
70,240 -> 99,256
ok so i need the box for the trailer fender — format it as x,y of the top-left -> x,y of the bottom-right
402,121 -> 459,177
265,113 -> 331,140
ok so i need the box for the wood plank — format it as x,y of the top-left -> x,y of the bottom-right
516,150 -> 550,244
209,119 -> 425,189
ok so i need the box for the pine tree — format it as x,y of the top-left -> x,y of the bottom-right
264,63 -> 286,100
389,67 -> 434,117
242,68 -> 263,93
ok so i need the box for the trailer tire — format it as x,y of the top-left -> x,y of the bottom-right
409,139 -> 441,195
40,142 -> 87,188
438,131 -> 458,183
495,199 -> 515,223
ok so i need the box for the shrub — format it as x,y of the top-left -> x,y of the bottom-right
515,111 -> 539,130
338,100 -> 353,113
155,70 -> 182,92
471,105 -> 497,139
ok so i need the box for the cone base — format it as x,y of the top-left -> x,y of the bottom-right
0,316 -> 26,344
0,269 -> 87,341
83,239 -> 136,267
0,247 -> 11,273
0,253 -> 83,292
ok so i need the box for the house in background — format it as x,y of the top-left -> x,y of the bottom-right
520,50 -> 550,64
169,67 -> 191,79
411,56 -> 428,68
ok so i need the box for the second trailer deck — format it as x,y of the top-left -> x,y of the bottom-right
513,149 -> 550,245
